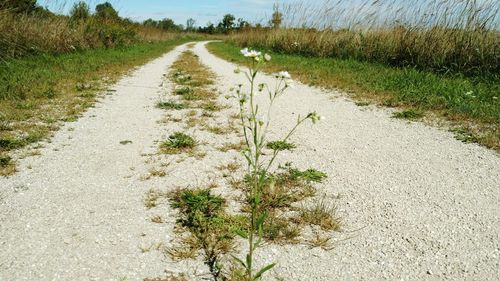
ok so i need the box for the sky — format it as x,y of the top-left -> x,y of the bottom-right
42,0 -> 295,26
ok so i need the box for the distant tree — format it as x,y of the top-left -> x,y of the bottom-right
95,2 -> 119,20
0,0 -> 37,13
70,1 -> 90,21
143,18 -> 158,28
186,18 -> 196,32
159,18 -> 180,31
220,14 -> 235,30
205,22 -> 215,34
271,4 -> 283,28
237,18 -> 250,29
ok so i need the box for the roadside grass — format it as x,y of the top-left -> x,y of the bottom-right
0,37 -> 196,176
207,42 -> 500,152
392,110 -> 424,120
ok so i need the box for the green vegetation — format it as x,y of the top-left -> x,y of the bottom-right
392,110 -> 424,120
266,140 -> 296,151
207,41 -> 500,152
157,101 -> 186,110
160,132 -> 197,154
168,188 -> 243,280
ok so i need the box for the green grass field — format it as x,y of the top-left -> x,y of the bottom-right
207,41 -> 499,152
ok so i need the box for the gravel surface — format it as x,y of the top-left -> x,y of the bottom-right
1,41 -> 499,280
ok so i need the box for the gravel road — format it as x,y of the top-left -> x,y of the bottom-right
0,41 -> 498,280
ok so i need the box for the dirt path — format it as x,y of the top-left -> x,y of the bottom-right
1,41 -> 499,280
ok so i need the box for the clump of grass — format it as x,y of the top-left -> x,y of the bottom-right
392,109 -> 423,120
267,140 -> 296,151
306,231 -> 335,250
294,200 -> 341,231
239,166 -> 322,212
262,215 -> 301,244
160,132 -> 196,154
169,188 -> 243,280
0,155 -> 15,176
218,140 -> 246,152
0,155 -> 11,166
280,164 -> 327,183
201,100 -> 223,112
157,101 -> 186,110
151,215 -> 165,224
144,189 -> 168,209
355,101 -> 370,106
120,140 -> 132,145
450,128 -> 480,144
174,87 -> 194,97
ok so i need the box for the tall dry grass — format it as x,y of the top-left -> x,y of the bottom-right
0,10 -> 178,60
230,0 -> 500,77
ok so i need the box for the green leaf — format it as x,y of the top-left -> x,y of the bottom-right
235,228 -> 248,239
232,255 -> 247,268
246,254 -> 252,269
255,211 -> 267,229
252,263 -> 276,280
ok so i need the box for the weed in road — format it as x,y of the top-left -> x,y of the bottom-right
293,200 -> 341,231
217,140 -> 246,152
160,132 -> 196,154
267,140 -> 296,151
144,189 -> 168,209
151,215 -> 165,224
168,188 -> 243,280
306,231 -> 335,250
157,101 -> 186,110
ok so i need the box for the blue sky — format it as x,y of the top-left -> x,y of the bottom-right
42,0 -> 288,26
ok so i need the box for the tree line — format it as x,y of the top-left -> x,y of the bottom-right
1,0 -> 284,33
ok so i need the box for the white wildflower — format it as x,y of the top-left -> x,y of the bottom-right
264,54 -> 271,61
256,115 -> 267,126
240,48 -> 249,56
239,93 -> 249,104
277,71 -> 291,79
241,48 -> 261,58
